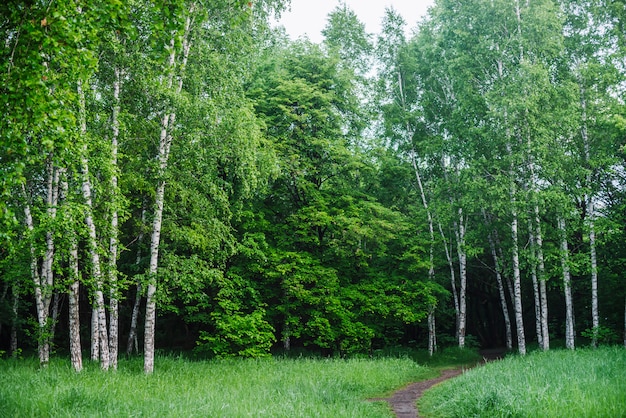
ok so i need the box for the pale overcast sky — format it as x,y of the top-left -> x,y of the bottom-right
274,0 -> 435,43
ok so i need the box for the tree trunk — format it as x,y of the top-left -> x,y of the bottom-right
108,66 -> 121,370
558,215 -> 575,349
144,8 -> 193,373
144,119 -> 170,373
78,80 -> 109,370
528,225 -> 543,349
68,235 -> 83,372
534,205 -> 549,350
59,170 -> 82,372
91,306 -> 99,362
409,149 -> 437,355
485,217 -> 513,351
509,181 -> 526,355
127,206 -> 146,356
438,222 -> 459,336
453,208 -> 467,349
50,292 -> 61,343
23,184 -> 52,366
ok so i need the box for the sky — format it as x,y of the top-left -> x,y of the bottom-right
274,0 -> 436,44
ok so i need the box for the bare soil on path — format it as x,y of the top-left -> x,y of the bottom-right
369,349 -> 505,418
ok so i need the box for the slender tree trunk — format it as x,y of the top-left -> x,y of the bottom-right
534,205 -> 549,350
528,225 -> 543,349
59,170 -> 82,371
127,207 -> 146,356
78,80 -> 109,370
558,215 -> 575,349
50,292 -> 61,343
144,121 -> 170,373
108,66 -> 121,370
144,8 -> 193,373
409,149 -> 437,355
68,235 -> 82,372
484,212 -> 513,351
511,206 -> 525,355
23,185 -> 51,366
438,222 -> 459,333
453,208 -> 467,349
91,306 -> 99,361
589,214 -> 598,346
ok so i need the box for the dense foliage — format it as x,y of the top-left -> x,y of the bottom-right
1,0 -> 625,370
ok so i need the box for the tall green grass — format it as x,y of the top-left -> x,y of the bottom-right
0,355 -> 432,417
419,346 -> 626,418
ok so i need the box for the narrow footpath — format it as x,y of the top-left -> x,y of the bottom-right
369,349 -> 505,418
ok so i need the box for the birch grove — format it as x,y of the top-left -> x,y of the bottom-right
1,0 -> 624,365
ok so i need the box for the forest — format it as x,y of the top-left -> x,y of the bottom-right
1,0 -> 625,375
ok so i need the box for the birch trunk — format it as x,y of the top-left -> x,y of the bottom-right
127,208 -> 146,356
68,235 -> 82,372
91,306 -> 99,362
510,203 -> 526,355
528,226 -> 543,349
484,214 -> 513,351
409,149 -> 436,355
23,185 -> 51,366
534,205 -> 549,350
400,62 -> 437,354
144,7 -> 193,373
453,208 -> 467,349
58,169 -> 82,372
108,66 -> 121,370
558,215 -> 575,349
438,222 -> 459,330
78,80 -> 109,370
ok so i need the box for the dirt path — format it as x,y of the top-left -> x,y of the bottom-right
369,349 -> 505,418
369,367 -> 467,418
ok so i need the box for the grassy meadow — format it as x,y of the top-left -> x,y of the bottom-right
419,346 -> 626,418
0,354 -> 438,418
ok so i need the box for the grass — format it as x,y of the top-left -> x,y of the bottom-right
418,346 -> 626,418
0,354 -> 435,417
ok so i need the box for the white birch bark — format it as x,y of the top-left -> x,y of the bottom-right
534,204 -> 549,350
60,171 -> 83,373
144,8 -> 193,373
483,210 -> 513,351
108,66 -> 121,370
510,198 -> 526,355
78,80 -> 110,370
22,184 -> 51,366
453,208 -> 467,349
528,226 -> 543,349
127,207 -> 146,356
410,148 -> 436,355
438,222 -> 459,328
91,306 -> 99,362
558,215 -> 575,349
69,235 -> 82,372
400,68 -> 437,355
505,131 -> 525,354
